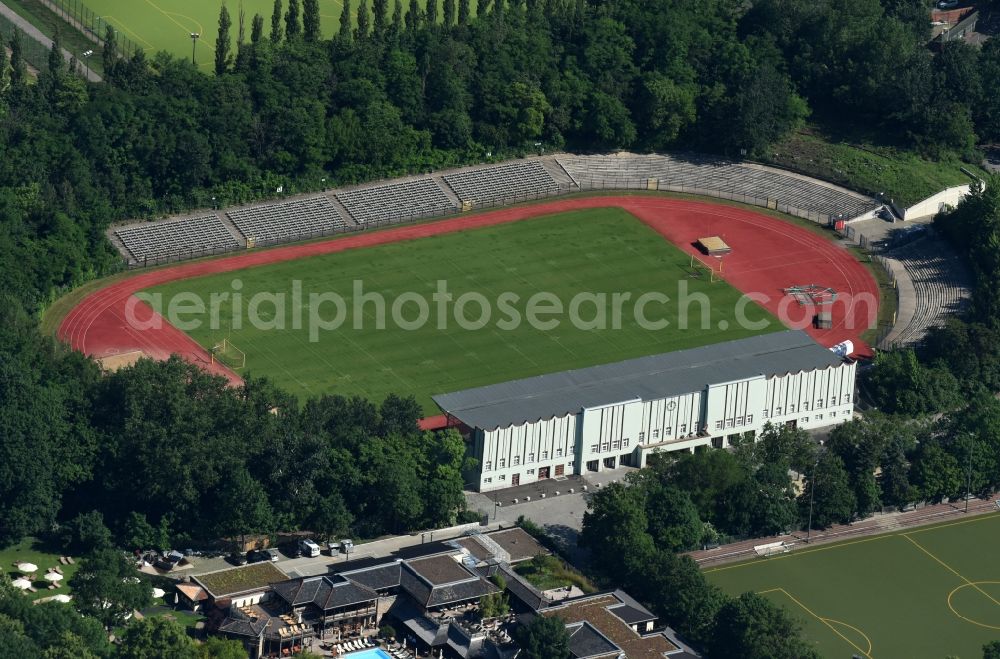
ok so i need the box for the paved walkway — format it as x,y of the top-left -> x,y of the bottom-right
687,495 -> 999,567
0,1 -> 101,82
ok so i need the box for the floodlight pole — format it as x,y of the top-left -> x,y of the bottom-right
805,458 -> 819,543
190,32 -> 200,65
965,433 -> 974,513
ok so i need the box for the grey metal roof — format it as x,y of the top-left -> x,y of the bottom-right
433,330 -> 843,430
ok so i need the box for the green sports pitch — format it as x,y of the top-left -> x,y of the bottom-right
706,512 -> 1000,659
146,209 -> 779,412
79,0 -> 461,70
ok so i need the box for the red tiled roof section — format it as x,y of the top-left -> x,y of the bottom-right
543,595 -> 678,659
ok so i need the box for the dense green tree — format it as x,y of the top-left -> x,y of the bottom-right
426,0 -> 438,24
709,592 -> 821,659
373,0 -> 389,41
910,439 -> 963,503
99,25 -> 116,78
801,454 -> 856,529
443,0 -> 455,26
286,0 -> 301,39
580,481 -> 655,583
356,0 -> 371,41
8,32 -> 25,87
303,0 -> 321,42
406,0 -> 421,30
215,4 -> 233,75
117,617 -> 197,659
339,0 -> 353,42
644,482 -> 703,552
514,615 -> 570,659
984,641 -> 1000,659
270,0 -> 283,42
458,0 -> 470,25
61,511 -> 113,554
195,637 -> 250,659
69,550 -> 151,628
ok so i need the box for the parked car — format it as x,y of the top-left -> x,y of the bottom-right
937,0 -> 959,8
247,549 -> 279,563
298,538 -> 321,558
226,551 -> 248,566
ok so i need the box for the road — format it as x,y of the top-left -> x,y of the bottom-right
0,1 -> 102,82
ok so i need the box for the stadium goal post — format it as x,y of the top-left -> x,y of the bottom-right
210,338 -> 246,370
688,254 -> 721,283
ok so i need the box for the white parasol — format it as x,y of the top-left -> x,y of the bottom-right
16,562 -> 38,574
12,577 -> 32,590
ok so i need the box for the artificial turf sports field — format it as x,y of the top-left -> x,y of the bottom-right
146,208 -> 779,412
705,512 -> 1000,659
81,0 -> 466,70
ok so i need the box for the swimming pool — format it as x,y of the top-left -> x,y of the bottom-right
344,649 -> 391,659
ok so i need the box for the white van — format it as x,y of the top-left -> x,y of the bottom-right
298,538 -> 321,558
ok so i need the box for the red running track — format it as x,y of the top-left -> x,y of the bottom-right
59,197 -> 879,421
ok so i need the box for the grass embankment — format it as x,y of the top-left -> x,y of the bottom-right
767,129 -> 987,207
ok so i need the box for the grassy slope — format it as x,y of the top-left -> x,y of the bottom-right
147,208 -> 780,412
767,129 -> 987,207
706,512 -> 1000,659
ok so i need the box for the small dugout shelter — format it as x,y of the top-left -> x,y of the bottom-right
695,236 -> 731,256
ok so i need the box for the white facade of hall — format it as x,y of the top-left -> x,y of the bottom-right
469,361 -> 855,491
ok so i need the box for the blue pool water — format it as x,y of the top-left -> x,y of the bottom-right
345,649 -> 391,659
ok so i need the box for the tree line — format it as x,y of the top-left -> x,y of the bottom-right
0,298 -> 470,551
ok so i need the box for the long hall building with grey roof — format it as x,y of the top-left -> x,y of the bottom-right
433,330 -> 857,492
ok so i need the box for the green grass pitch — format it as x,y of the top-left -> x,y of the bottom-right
146,209 -> 779,412
706,512 -> 1000,659
80,0 -> 463,71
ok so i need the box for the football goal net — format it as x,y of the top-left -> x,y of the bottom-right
210,338 -> 246,370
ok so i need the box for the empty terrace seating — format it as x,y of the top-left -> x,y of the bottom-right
558,154 -> 876,219
227,197 -> 346,245
443,161 -> 561,203
337,178 -> 457,225
115,215 -> 240,264
886,237 -> 971,346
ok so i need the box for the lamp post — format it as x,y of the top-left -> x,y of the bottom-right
81,49 -> 93,79
965,433 -> 975,514
805,458 -> 820,543
190,32 -> 200,65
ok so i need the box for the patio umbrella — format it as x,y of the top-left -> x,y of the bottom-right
44,572 -> 63,582
11,577 -> 31,590
16,562 -> 38,573
52,594 -> 72,603
152,587 -> 166,599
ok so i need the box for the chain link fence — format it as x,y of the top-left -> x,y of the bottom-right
0,14 -> 54,73
38,0 -> 141,58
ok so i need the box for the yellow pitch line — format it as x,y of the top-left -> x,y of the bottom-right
763,587 -> 874,659
142,0 -> 216,53
901,534 -> 1000,609
823,617 -> 874,657
906,510 -> 1000,535
947,582 -> 1000,631
102,15 -> 156,49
